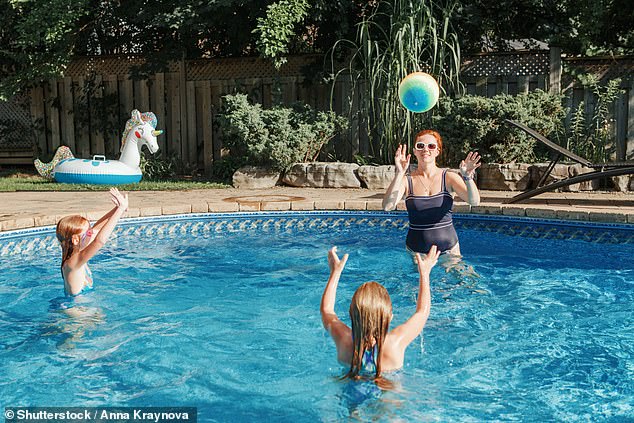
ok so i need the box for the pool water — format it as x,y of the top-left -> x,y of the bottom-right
1,213 -> 633,422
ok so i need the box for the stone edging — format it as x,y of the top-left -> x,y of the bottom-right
2,199 -> 633,232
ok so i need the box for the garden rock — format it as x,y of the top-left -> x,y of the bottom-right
357,165 -> 396,189
232,166 -> 281,189
282,162 -> 361,188
528,163 -> 570,190
611,174 -> 634,192
477,163 -> 531,191
568,164 -> 600,191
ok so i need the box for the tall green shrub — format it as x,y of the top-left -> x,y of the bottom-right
432,90 -> 566,165
217,94 -> 348,171
563,75 -> 623,162
330,0 -> 462,163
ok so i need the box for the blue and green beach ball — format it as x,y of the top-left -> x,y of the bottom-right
398,72 -> 440,113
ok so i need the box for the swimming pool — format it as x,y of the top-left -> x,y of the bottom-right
1,212 -> 633,422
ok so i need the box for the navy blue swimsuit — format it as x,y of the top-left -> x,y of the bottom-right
405,169 -> 459,253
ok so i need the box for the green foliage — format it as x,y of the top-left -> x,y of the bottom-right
0,0 -> 90,100
431,90 -> 566,165
217,93 -> 348,171
330,0 -> 462,163
454,0 -> 633,55
254,0 -> 310,69
563,75 -> 624,163
210,156 -> 248,183
139,152 -> 198,181
0,167 -> 229,191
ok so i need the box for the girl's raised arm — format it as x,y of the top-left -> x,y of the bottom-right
320,247 -> 352,344
389,245 -> 440,350
76,188 -> 128,266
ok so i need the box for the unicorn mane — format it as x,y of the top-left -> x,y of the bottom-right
121,111 -> 159,149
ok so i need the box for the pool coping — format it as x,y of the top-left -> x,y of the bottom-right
1,187 -> 634,232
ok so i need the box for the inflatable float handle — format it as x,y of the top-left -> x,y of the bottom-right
92,155 -> 107,161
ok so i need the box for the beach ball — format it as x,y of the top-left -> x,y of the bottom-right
398,72 -> 440,113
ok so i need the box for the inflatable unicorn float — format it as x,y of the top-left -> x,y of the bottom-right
35,110 -> 163,184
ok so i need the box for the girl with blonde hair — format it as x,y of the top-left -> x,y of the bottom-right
56,188 -> 128,296
320,245 -> 440,386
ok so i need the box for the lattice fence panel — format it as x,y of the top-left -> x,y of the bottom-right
64,55 -> 179,78
0,94 -> 34,149
186,55 -> 320,80
462,52 -> 549,77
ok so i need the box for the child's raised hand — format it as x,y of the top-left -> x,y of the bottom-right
328,246 -> 349,274
415,245 -> 440,275
110,187 -> 129,211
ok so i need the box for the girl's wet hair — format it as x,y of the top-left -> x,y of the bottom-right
345,281 -> 393,388
56,215 -> 89,267
414,129 -> 443,153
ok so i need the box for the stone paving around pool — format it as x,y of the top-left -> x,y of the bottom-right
1,187 -> 634,231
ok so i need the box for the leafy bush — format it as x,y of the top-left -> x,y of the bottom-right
431,90 -> 566,165
140,152 -> 197,180
217,94 -> 348,171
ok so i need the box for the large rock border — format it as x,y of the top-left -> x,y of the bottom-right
233,162 -> 634,192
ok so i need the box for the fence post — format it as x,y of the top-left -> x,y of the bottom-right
549,47 -> 561,95
179,56 -> 189,164
625,78 -> 634,160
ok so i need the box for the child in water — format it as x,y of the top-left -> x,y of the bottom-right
55,188 -> 128,296
320,245 -> 440,386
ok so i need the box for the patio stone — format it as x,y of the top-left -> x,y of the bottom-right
290,201 -> 315,211
501,206 -> 526,217
238,203 -> 260,212
344,200 -> 367,210
140,206 -> 162,216
555,210 -> 589,221
125,208 -> 141,218
453,204 -> 472,213
471,205 -> 503,215
163,204 -> 192,215
208,202 -> 239,212
588,212 -> 627,223
525,208 -> 558,219
366,200 -> 384,210
191,202 -> 209,213
261,201 -> 291,211
314,200 -> 345,210
33,215 -> 57,227
1,217 -> 35,231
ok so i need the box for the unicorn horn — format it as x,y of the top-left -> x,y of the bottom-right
152,130 -> 164,136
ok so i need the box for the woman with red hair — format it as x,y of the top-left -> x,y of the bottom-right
382,130 -> 481,256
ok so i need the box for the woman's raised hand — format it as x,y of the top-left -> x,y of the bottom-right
394,144 -> 411,175
415,245 -> 440,275
110,187 -> 129,211
328,246 -> 349,274
459,152 -> 482,178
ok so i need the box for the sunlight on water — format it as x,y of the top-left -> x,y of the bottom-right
1,214 -> 632,422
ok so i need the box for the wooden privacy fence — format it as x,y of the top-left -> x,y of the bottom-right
3,50 -> 633,169
25,55 -> 334,172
